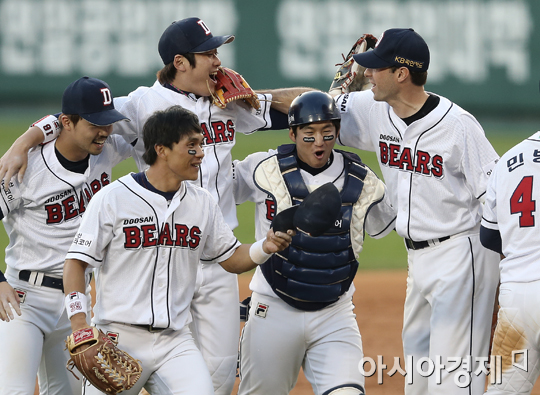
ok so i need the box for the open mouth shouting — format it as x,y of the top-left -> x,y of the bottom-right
314,150 -> 325,160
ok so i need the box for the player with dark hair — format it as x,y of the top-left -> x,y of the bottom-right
233,91 -> 396,395
0,76 -> 132,395
63,105 -> 293,395
333,28 -> 500,395
480,127 -> 540,395
0,18 -> 310,394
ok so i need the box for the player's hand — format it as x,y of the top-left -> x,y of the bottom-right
263,228 -> 295,254
0,143 -> 29,187
0,281 -> 22,322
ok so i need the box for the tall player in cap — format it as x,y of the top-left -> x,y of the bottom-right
332,28 -> 500,394
0,76 -> 132,395
0,17 -> 310,394
480,120 -> 540,393
233,91 -> 396,395
63,105 -> 293,395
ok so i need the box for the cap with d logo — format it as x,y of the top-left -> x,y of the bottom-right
62,77 -> 129,126
158,17 -> 234,65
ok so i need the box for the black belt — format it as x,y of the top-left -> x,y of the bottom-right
130,324 -> 168,333
405,236 -> 450,250
19,270 -> 63,291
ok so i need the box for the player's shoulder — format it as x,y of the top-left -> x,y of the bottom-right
242,150 -> 275,166
335,90 -> 377,113
438,95 -> 476,121
184,183 -> 218,206
24,142 -> 55,179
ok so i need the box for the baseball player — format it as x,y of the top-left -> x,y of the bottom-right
481,129 -> 540,394
62,105 -> 293,395
233,91 -> 396,395
0,76 -> 133,395
0,17 -> 309,394
332,28 -> 500,394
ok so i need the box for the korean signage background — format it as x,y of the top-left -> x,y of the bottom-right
0,0 -> 539,117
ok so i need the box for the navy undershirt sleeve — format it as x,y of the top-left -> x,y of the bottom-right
264,108 -> 289,131
480,225 -> 502,255
0,270 -> 6,283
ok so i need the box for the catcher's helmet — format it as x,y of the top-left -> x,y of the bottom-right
288,91 -> 341,127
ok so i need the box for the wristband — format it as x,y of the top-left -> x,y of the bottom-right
249,239 -> 273,265
32,115 -> 61,144
65,292 -> 87,319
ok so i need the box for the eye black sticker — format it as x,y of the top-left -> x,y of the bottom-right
188,150 -> 197,155
323,135 -> 335,141
303,137 -> 315,143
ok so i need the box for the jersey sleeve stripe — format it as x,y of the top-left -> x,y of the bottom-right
200,239 -> 240,262
65,251 -> 103,263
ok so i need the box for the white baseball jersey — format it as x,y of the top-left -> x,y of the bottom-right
0,135 -> 130,395
0,136 -> 133,276
482,132 -> 540,394
30,80 -> 270,395
65,174 -> 241,330
233,149 -> 396,299
336,90 -> 500,395
113,80 -> 273,229
336,91 -> 499,241
482,131 -> 540,284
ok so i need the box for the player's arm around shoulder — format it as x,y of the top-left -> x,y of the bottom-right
256,87 -> 313,114
233,150 -> 275,204
0,115 -> 60,184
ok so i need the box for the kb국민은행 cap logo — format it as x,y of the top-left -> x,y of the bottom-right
353,28 -> 429,72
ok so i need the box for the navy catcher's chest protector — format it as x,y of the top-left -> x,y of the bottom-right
260,144 -> 367,311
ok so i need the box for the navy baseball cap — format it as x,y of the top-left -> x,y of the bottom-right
62,77 -> 129,126
158,17 -> 235,65
353,28 -> 429,72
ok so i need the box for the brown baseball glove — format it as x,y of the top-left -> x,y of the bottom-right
329,34 -> 378,96
211,67 -> 261,110
65,327 -> 142,394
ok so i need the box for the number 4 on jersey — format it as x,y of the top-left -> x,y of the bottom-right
510,176 -> 536,227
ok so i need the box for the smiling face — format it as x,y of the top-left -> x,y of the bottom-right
180,49 -> 222,97
57,116 -> 113,161
289,121 -> 338,168
162,131 -> 205,182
